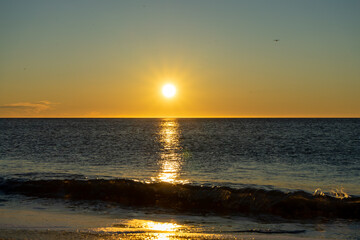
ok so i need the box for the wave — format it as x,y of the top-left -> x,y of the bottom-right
0,178 -> 359,219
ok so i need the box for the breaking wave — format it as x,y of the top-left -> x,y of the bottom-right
314,187 -> 351,199
0,178 -> 359,219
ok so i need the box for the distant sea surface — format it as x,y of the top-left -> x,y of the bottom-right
0,118 -> 359,239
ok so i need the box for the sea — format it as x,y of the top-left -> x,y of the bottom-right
0,118 -> 359,239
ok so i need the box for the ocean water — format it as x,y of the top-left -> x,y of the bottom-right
0,118 -> 359,239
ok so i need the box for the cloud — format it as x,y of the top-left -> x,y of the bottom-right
0,101 -> 55,113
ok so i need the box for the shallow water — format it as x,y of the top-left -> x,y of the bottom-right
0,118 -> 359,239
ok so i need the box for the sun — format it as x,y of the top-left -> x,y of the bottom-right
162,84 -> 176,98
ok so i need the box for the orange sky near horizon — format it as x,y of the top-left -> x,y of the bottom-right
1,1 -> 359,118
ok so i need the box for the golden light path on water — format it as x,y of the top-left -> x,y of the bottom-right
92,218 -> 225,239
93,120 -> 193,239
93,219 -> 191,240
156,119 -> 188,184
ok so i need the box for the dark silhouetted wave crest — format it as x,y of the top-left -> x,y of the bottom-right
1,178 -> 359,219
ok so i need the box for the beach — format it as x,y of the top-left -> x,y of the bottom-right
2,0 -> 360,238
0,206 -> 342,240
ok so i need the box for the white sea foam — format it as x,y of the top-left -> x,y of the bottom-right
329,187 -> 350,199
313,188 -> 325,197
313,187 -> 351,199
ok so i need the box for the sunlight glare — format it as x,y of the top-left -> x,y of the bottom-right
92,219 -> 184,240
162,84 -> 176,98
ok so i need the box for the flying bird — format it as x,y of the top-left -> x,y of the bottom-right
274,39 -> 280,42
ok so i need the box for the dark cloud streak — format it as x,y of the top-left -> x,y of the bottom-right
0,101 -> 54,113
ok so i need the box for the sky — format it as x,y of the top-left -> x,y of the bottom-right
1,0 -> 359,117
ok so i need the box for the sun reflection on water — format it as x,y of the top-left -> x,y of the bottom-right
157,119 -> 187,184
141,220 -> 181,232
93,219 -> 184,240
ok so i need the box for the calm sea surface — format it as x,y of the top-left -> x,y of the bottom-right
0,118 -> 359,239
1,118 -> 359,194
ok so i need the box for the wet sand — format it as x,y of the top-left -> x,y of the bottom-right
0,229 -> 312,240
0,208 -> 311,240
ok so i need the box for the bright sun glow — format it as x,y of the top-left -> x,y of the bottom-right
162,84 -> 176,98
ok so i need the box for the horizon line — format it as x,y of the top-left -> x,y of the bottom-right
1,116 -> 359,119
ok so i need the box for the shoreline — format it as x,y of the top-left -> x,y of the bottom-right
0,202 -> 346,240
0,229 -> 311,240
0,206 -> 310,240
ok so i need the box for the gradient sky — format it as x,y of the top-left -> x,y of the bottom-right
1,0 -> 359,117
